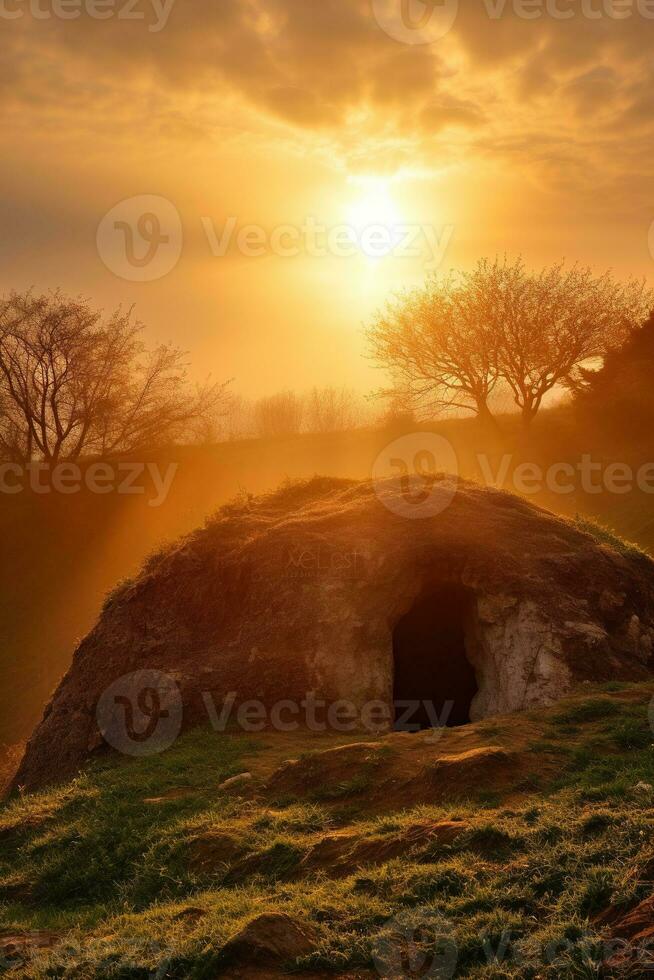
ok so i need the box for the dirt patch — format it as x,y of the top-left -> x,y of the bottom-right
261,736 -> 534,813
421,746 -> 517,799
0,929 -> 61,965
610,893 -> 654,941
188,832 -> 250,873
220,912 -> 319,965
300,820 -> 467,878
603,894 -> 654,973
265,742 -> 386,800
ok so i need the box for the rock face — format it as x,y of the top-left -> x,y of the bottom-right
14,476 -> 654,791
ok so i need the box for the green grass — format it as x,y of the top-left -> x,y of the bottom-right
2,687 -> 654,978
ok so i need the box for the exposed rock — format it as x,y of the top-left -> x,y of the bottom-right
13,477 -> 654,792
423,746 -> 516,796
220,912 -> 319,965
300,821 -> 467,878
604,894 -> 654,974
218,772 -> 253,792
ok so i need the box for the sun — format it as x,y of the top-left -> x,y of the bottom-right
346,176 -> 404,258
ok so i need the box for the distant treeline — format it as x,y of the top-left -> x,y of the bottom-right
211,387 -> 379,442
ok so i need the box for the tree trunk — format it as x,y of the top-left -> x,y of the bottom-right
476,399 -> 502,436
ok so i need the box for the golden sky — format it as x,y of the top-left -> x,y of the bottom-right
3,0 -> 654,394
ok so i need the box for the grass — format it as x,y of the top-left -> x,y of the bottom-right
1,685 -> 654,978
573,514 -> 649,560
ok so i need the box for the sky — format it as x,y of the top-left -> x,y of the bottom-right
3,0 -> 654,396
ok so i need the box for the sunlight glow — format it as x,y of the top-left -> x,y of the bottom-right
346,176 -> 404,259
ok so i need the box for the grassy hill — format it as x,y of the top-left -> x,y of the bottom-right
2,682 -> 654,978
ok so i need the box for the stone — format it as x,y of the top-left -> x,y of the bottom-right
218,773 -> 253,791
13,476 -> 654,792
221,913 -> 319,964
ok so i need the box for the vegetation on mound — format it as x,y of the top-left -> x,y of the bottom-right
1,685 -> 654,978
572,514 -> 649,561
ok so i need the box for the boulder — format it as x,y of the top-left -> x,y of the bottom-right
13,477 -> 654,791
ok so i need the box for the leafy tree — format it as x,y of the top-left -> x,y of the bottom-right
0,290 -> 228,463
574,310 -> 654,436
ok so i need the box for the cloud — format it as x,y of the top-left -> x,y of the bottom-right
1,0 -> 653,196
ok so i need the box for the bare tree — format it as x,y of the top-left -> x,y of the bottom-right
485,258 -> 653,430
0,290 -> 229,463
305,387 -> 362,433
365,273 -> 502,429
253,390 -> 304,439
214,394 -> 255,442
366,259 -> 653,433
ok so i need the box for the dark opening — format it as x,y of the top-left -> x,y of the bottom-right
393,585 -> 478,730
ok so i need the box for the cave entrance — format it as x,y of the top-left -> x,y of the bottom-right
392,585 -> 478,731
